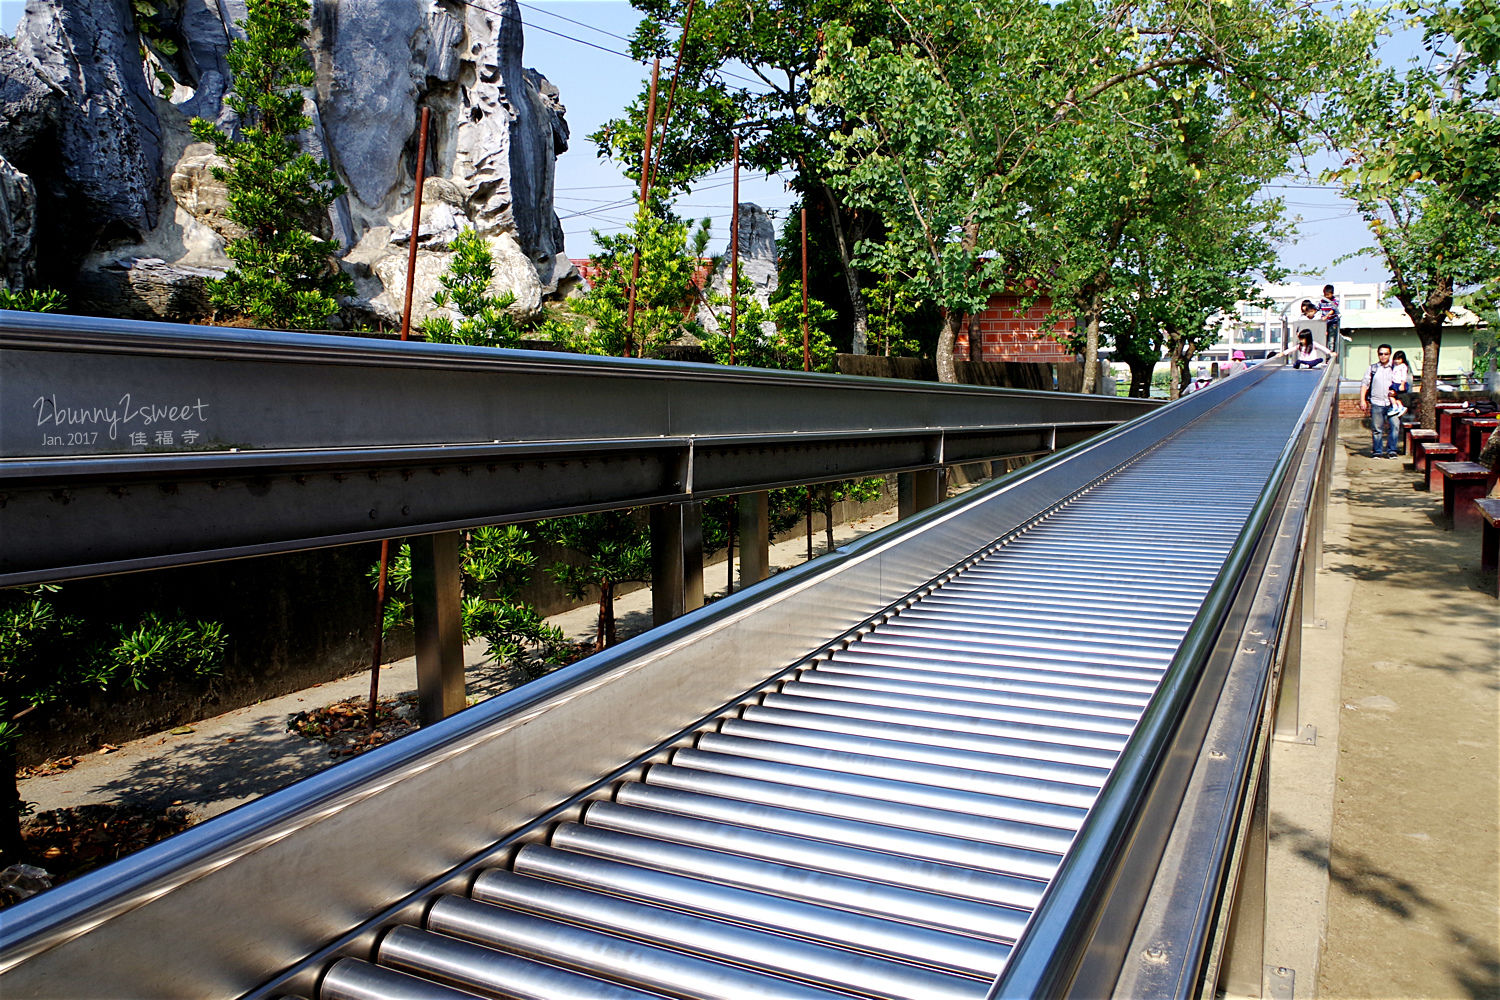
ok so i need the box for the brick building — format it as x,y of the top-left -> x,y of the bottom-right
957,293 -> 1075,363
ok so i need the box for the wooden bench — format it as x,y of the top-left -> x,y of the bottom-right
1418,442 -> 1458,488
1407,428 -> 1439,468
1432,461 -> 1498,530
1458,417 -> 1497,464
1438,405 -> 1476,444
1478,498 -> 1500,598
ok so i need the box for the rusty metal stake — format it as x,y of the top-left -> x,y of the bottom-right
370,106 -> 430,729
625,58 -> 661,358
728,133 -> 740,364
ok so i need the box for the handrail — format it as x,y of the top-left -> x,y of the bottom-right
988,357 -> 1335,998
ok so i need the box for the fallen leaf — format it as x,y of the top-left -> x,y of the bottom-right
97,744 -> 120,755
169,726 -> 195,736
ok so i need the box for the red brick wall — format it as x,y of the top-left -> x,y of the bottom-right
958,294 -> 1075,363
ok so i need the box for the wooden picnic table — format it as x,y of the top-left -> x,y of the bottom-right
1432,461 -> 1498,531
1477,498 -> 1500,599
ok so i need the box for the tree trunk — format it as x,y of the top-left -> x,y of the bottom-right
823,487 -> 835,551
1081,297 -> 1102,394
1127,359 -> 1155,398
935,309 -> 963,383
601,579 -> 617,648
1,741 -> 24,865
820,184 -> 870,355
1416,320 -> 1443,433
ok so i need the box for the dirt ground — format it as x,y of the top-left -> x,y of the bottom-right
1317,420 -> 1500,1000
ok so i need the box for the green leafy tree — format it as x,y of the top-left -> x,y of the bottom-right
537,511 -> 651,650
1329,4 -> 1500,423
1336,185 -> 1498,426
598,0 -> 902,352
575,206 -> 711,357
812,0 -> 1351,381
863,270 -> 927,358
421,229 -> 526,348
700,274 -> 839,372
1,587 -> 227,863
189,0 -> 352,329
1338,1 -> 1500,228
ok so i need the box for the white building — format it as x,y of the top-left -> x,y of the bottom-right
1202,281 -> 1480,373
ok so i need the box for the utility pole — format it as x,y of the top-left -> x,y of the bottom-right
625,57 -> 661,358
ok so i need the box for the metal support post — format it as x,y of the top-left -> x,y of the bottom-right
651,502 -> 704,626
737,491 -> 770,587
410,530 -> 466,725
1218,752 -> 1272,998
898,469 -> 942,518
1275,561 -> 1308,742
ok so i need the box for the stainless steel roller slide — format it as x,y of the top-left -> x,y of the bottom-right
0,363 -> 1329,999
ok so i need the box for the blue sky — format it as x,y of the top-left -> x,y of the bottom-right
1,0 -> 1415,283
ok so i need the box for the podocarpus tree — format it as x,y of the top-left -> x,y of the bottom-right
420,229 -> 526,348
575,205 -> 711,358
1,587 -> 227,863
537,511 -> 651,651
812,0 -> 1352,382
190,0 -> 352,329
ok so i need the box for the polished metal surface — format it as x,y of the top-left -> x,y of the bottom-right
294,368 -> 1326,1000
0,364 -> 1328,1000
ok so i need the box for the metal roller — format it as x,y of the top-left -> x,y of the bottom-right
319,958 -> 489,1000
734,704 -> 1119,772
464,870 -> 985,1000
825,645 -> 1164,689
669,747 -> 1090,830
580,799 -> 1049,908
774,680 -> 1139,740
611,781 -> 1064,879
638,764 -> 1078,855
424,895 -> 859,1000
505,848 -> 1009,977
756,690 -> 1130,754
691,732 -> 1100,811
806,660 -> 1153,709
546,823 -> 1032,941
791,667 -> 1148,719
715,717 -> 1111,787
377,926 -> 668,1000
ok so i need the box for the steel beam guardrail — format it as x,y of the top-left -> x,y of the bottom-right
0,311 -> 1152,585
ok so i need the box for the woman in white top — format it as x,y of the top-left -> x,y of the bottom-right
1291,329 -> 1336,368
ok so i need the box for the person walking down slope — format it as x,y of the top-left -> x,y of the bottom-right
1359,343 -> 1400,458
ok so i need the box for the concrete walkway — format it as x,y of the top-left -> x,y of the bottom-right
1258,418 -> 1498,1000
19,506 -> 903,821
1313,424 -> 1499,1000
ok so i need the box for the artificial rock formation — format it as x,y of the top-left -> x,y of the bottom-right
696,203 -> 780,338
0,0 -> 574,325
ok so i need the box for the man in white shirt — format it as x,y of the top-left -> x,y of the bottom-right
1359,344 -> 1399,458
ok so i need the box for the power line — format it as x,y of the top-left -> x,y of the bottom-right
516,0 -> 638,46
